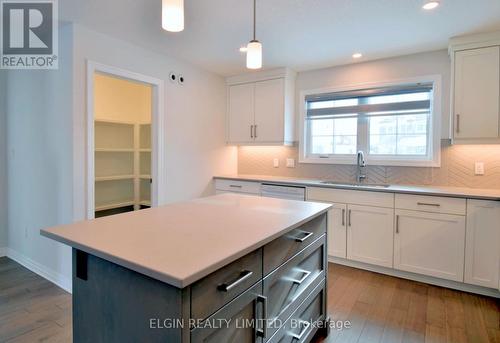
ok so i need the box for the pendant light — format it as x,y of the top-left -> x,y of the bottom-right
162,0 -> 184,32
422,0 -> 440,10
246,0 -> 262,69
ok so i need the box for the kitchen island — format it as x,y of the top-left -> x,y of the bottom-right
41,193 -> 331,343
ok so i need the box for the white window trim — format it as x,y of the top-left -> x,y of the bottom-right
298,75 -> 442,167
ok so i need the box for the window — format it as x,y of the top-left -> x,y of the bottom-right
301,79 -> 440,167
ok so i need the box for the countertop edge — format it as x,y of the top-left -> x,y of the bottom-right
214,175 -> 500,201
40,207 -> 331,289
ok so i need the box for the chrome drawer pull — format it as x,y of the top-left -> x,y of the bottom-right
217,270 -> 253,292
294,231 -> 314,243
291,320 -> 311,340
256,295 -> 268,338
417,202 -> 441,207
342,208 -> 345,226
290,269 -> 312,285
229,184 -> 243,188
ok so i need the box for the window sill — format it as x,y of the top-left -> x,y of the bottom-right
299,156 -> 441,167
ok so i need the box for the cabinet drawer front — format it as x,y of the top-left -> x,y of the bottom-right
191,282 -> 264,343
191,249 -> 263,320
268,280 -> 325,343
215,179 -> 261,195
307,187 -> 394,208
263,213 -> 326,275
263,236 -> 325,338
395,194 -> 466,215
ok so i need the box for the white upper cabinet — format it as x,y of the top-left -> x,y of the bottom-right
254,78 -> 285,143
450,32 -> 500,143
226,68 -> 296,145
464,200 -> 500,289
228,83 -> 255,144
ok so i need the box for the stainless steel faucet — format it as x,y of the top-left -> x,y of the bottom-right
356,151 -> 366,183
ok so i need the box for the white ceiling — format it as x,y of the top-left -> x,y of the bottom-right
61,0 -> 500,76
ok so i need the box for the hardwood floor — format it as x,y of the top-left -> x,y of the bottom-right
0,257 -> 498,342
0,257 -> 71,342
316,264 -> 500,343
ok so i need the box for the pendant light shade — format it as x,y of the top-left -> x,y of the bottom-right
246,0 -> 262,70
246,40 -> 262,69
162,0 -> 184,32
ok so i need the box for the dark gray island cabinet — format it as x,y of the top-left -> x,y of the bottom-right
41,194 -> 331,343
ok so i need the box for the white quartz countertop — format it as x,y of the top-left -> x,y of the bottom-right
214,175 -> 500,201
41,193 -> 331,288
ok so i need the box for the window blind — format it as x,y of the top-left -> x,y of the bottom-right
305,84 -> 433,118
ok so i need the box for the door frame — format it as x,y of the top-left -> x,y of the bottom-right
86,60 -> 165,219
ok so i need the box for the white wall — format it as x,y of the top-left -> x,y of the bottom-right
5,23 -> 237,290
296,50 -> 451,138
0,70 -> 7,250
72,24 -> 237,222
6,24 -> 73,288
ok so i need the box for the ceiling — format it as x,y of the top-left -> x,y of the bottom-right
60,0 -> 500,77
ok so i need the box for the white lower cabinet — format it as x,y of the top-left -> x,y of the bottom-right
464,200 -> 500,289
347,205 -> 394,268
327,203 -> 347,259
394,209 -> 466,282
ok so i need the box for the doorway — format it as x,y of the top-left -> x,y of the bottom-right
87,62 -> 165,219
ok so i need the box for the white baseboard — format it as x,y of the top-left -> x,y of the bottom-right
5,248 -> 72,294
330,256 -> 500,299
0,247 -> 6,257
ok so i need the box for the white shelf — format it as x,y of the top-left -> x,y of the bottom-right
95,201 -> 135,212
140,200 -> 151,207
95,148 -> 134,152
95,175 -> 135,182
139,175 -> 151,180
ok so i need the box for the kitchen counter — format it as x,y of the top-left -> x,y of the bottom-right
41,193 -> 331,288
214,174 -> 500,201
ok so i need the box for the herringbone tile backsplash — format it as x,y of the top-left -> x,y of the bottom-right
237,141 -> 500,189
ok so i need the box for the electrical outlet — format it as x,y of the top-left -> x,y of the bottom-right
273,158 -> 279,168
286,158 -> 295,168
475,162 -> 485,175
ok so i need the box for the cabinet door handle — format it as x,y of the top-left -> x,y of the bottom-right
229,184 -> 243,189
291,320 -> 311,341
348,209 -> 352,227
417,202 -> 441,207
254,125 -> 257,138
294,231 -> 314,243
290,269 -> 312,285
256,295 -> 268,338
250,125 -> 254,138
342,208 -> 345,226
456,114 -> 460,133
217,270 -> 253,292
396,215 -> 399,234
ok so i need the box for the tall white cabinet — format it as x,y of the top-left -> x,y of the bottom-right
450,31 -> 500,143
226,68 -> 296,145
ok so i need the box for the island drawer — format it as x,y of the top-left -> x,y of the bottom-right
263,212 -> 326,275
395,194 -> 466,215
267,280 -> 326,343
263,236 -> 325,339
191,282 -> 265,343
191,248 -> 263,321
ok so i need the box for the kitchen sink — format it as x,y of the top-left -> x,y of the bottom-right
319,181 -> 391,188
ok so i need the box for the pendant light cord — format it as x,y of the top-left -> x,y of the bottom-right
253,0 -> 256,41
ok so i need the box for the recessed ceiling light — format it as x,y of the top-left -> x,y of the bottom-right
352,53 -> 363,59
423,1 -> 440,10
239,47 -> 248,53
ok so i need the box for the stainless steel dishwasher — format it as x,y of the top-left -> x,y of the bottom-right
260,183 -> 306,201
